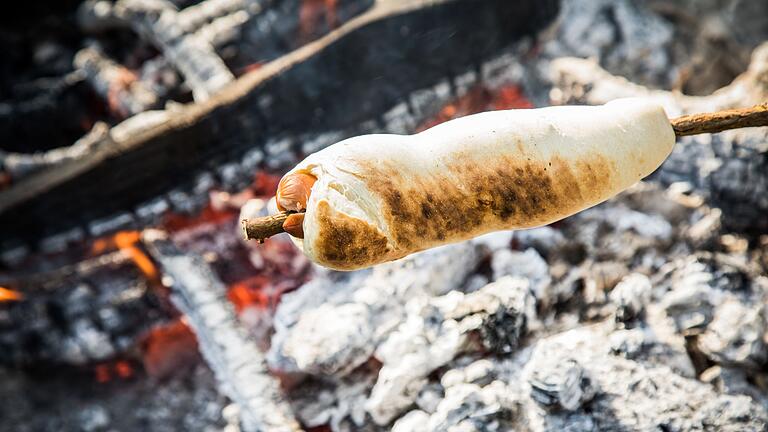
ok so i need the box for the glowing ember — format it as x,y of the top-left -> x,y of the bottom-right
91,231 -> 158,281
492,85 -> 534,110
0,286 -> 23,302
162,204 -> 235,232
94,364 -> 111,383
0,172 -> 11,191
163,173 -> 281,232
298,0 -> 339,42
252,172 -> 283,198
114,360 -> 134,379
107,68 -> 139,118
94,360 -> 135,383
141,318 -> 199,379
228,276 -> 271,312
417,83 -> 533,131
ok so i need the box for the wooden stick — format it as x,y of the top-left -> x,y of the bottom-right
242,104 -> 768,243
670,103 -> 768,137
241,211 -> 292,242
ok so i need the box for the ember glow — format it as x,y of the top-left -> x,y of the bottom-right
228,276 -> 271,312
91,230 -> 158,281
417,83 -> 533,131
0,286 -> 23,302
107,68 -> 139,118
299,0 -> 339,42
94,359 -> 136,383
141,318 -> 199,380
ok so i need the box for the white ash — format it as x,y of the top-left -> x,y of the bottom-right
543,0 -> 674,87
114,0 -> 235,101
694,395 -> 768,432
423,381 -> 517,432
135,196 -> 171,223
289,371 -> 379,432
700,366 -> 768,408
74,43 -> 159,117
282,302 -> 378,376
472,230 -> 514,254
513,227 -> 566,257
78,405 -> 111,432
517,325 -> 767,432
525,358 -> 595,412
268,241 -> 482,376
391,410 -> 429,432
490,248 -> 550,300
144,232 -> 301,432
608,308 -> 696,378
414,382 -> 444,414
610,273 -> 652,325
698,299 -> 768,370
366,276 -> 535,425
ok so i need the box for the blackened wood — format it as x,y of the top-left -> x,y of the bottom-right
142,230 -> 301,432
0,0 -> 560,250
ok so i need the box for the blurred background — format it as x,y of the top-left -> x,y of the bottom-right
1,0 -> 767,431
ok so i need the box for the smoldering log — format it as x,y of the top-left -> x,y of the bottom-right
0,0 -> 559,251
0,250 -> 169,367
142,230 -> 301,432
115,0 -> 235,101
74,44 -> 159,117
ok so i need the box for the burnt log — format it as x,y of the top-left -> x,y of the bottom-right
0,0 -> 559,252
142,230 -> 301,432
0,251 -> 170,367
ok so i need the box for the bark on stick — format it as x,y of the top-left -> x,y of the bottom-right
671,103 -> 768,137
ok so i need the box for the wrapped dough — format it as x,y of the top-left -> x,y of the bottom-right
281,98 -> 675,270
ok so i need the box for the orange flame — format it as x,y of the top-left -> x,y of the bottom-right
0,287 -> 23,302
91,231 -> 158,281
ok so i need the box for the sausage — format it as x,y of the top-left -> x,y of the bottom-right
277,98 -> 675,270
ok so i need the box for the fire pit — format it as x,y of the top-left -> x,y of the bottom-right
2,0 -> 768,431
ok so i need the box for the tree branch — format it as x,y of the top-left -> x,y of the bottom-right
671,103 -> 768,137
241,211 -> 293,242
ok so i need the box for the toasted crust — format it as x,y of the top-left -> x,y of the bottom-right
310,200 -> 395,270
361,153 -> 615,251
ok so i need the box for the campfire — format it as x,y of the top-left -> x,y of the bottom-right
2,0 -> 768,431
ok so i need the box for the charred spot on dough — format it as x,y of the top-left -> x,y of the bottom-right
355,152 -> 614,252
313,200 -> 391,270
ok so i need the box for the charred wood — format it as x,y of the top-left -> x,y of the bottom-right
74,43 -> 160,117
0,0 -> 559,251
115,0 -> 235,101
0,251 -> 169,367
142,230 -> 301,432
